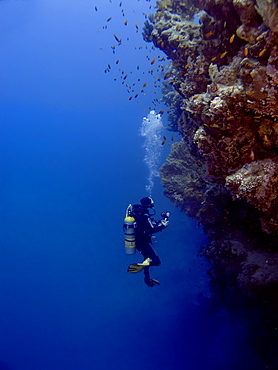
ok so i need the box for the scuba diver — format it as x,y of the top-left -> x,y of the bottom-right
124,197 -> 170,287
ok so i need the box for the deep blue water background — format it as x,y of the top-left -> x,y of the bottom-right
0,0 -> 265,369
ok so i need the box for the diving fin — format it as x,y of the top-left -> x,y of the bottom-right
127,258 -> 151,274
127,263 -> 146,273
145,278 -> 160,287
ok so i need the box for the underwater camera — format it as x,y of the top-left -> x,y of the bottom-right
161,211 -> 170,220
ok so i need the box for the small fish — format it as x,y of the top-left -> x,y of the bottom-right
128,96 -> 132,100
135,24 -> 139,30
150,58 -> 156,65
95,6 -> 98,11
247,90 -> 255,96
107,17 -> 112,22
211,56 -> 217,61
142,82 -> 147,87
220,51 -> 228,58
163,135 -> 166,140
244,47 -> 248,57
113,34 -> 122,44
115,59 -> 119,64
193,94 -> 200,100
159,110 -> 164,115
250,150 -> 255,161
164,72 -> 172,80
229,34 -> 235,43
161,140 -> 166,145
258,48 -> 266,57
205,31 -> 213,38
124,20 -> 128,26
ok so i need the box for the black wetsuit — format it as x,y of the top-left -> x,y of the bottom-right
131,204 -> 165,280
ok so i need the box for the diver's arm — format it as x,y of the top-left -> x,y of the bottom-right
143,215 -> 167,234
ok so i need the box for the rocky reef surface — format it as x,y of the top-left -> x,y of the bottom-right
143,0 -> 278,365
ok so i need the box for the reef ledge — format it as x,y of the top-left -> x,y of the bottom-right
143,0 -> 278,364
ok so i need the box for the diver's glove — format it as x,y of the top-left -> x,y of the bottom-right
161,220 -> 169,228
144,277 -> 160,287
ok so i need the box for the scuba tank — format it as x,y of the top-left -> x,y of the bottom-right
123,204 -> 136,254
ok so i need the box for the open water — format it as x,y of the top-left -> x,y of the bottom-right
0,0 -> 266,369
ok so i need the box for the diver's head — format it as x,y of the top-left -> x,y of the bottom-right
140,197 -> 154,208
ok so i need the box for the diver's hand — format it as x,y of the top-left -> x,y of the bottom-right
161,220 -> 169,228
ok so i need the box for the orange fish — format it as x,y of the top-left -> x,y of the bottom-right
229,34 -> 235,43
244,47 -> 248,57
150,58 -> 156,65
258,48 -> 266,57
205,31 -> 213,38
220,51 -> 228,58
164,72 -> 172,80
142,82 -> 147,87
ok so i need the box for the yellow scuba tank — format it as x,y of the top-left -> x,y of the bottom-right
123,204 -> 136,254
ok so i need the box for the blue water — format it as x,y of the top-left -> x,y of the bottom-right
0,1 -> 265,369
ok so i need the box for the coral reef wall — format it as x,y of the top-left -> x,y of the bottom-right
143,0 -> 278,328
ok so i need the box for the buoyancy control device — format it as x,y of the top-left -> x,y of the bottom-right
123,204 -> 136,254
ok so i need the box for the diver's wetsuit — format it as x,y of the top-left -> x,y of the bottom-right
132,204 -> 165,281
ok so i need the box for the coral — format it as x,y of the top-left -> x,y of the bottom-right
145,0 -> 278,323
225,158 -> 278,212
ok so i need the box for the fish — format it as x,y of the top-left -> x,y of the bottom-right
159,110 -> 164,115
229,34 -> 235,43
164,72 -> 172,80
113,34 -> 122,44
205,31 -> 213,38
95,6 -> 98,11
142,82 -> 147,87
161,140 -> 166,145
124,20 -> 128,26
258,48 -> 266,57
244,47 -> 248,57
107,17 -> 112,22
220,51 -> 228,58
115,59 -> 119,64
150,58 -> 156,65
247,90 -> 255,96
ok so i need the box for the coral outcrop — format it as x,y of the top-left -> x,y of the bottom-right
143,0 -> 278,362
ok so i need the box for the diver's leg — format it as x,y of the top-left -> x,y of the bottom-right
144,243 -> 161,266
